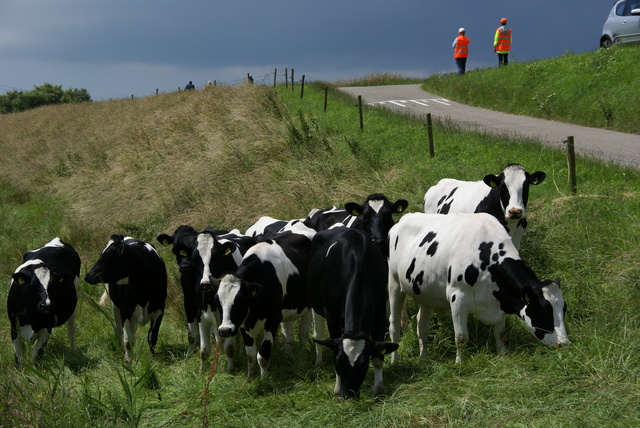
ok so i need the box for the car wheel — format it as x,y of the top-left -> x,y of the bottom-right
600,37 -> 613,49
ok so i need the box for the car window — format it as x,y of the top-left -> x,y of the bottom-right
616,1 -> 627,15
629,0 -> 640,11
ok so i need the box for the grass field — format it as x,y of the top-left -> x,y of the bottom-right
0,47 -> 639,427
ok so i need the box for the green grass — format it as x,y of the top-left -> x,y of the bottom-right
0,49 -> 639,427
421,45 -> 640,134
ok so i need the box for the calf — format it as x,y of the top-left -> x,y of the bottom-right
156,225 -> 228,355
216,222 -> 315,379
8,238 -> 80,363
423,164 -> 546,248
307,227 -> 398,399
85,235 -> 167,361
304,193 -> 408,256
388,213 -> 569,364
190,229 -> 256,372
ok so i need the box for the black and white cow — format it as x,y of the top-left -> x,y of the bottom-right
307,227 -> 398,399
304,193 -> 408,256
388,213 -> 569,364
8,238 -> 80,363
156,225 -> 228,355
245,216 -> 288,239
216,222 -> 315,379
190,228 -> 256,372
423,164 -> 546,249
85,235 -> 167,361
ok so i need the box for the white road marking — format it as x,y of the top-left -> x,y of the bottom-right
369,98 -> 451,107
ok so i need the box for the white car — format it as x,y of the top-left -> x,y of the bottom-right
601,0 -> 640,48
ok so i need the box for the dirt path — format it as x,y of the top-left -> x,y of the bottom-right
339,84 -> 640,170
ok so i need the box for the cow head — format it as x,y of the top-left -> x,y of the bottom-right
12,261 -> 56,316
483,164 -> 546,221
316,335 -> 399,399
344,194 -> 408,256
520,279 -> 569,347
157,225 -> 198,273
84,235 -> 133,285
217,273 -> 262,338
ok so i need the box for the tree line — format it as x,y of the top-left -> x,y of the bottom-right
0,83 -> 91,113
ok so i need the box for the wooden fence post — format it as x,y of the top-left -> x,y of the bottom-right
358,95 -> 364,130
274,69 -> 277,88
291,68 -> 295,91
426,113 -> 435,158
566,136 -> 577,194
285,68 -> 288,89
323,87 -> 328,112
300,75 -> 305,99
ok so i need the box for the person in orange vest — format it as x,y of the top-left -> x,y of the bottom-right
494,17 -> 512,66
452,28 -> 470,75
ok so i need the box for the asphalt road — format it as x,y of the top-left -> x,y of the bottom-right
338,84 -> 640,170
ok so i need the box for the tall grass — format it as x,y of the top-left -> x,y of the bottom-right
0,53 -> 639,427
422,45 -> 640,134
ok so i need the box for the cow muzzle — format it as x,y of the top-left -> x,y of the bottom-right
508,208 -> 523,219
218,326 -> 236,338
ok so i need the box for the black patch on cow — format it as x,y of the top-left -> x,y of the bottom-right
405,258 -> 416,282
394,236 -> 399,251
493,252 -> 500,261
447,266 -> 452,283
413,271 -> 424,295
427,241 -> 438,257
438,203 -> 451,215
457,274 -> 463,282
464,264 -> 480,287
451,294 -> 456,303
499,243 -> 504,249
478,242 -> 494,271
419,231 -> 437,247
437,195 -> 447,206
518,218 -> 528,229
447,187 -> 458,200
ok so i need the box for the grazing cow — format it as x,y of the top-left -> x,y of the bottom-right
423,164 -> 546,249
156,225 -> 228,355
8,238 -> 80,363
85,235 -> 167,361
190,228 -> 256,372
216,222 -> 315,379
388,213 -> 569,364
304,193 -> 408,256
307,227 -> 398,399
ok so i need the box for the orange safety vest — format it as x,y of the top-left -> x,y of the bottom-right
495,27 -> 512,52
454,36 -> 469,58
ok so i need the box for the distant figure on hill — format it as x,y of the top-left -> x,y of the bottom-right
205,80 -> 214,89
185,81 -> 195,90
452,27 -> 470,75
494,18 -> 512,66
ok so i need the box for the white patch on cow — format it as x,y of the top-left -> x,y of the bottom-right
540,282 -> 569,346
102,239 -> 115,254
218,274 -> 242,330
280,221 -> 316,240
19,325 -> 35,345
250,242 -> 299,296
197,233 -> 214,283
343,338 -> 366,366
44,237 -> 64,248
502,165 -> 527,219
14,259 -> 43,274
34,266 -> 52,305
325,242 -> 338,258
367,199 -> 385,213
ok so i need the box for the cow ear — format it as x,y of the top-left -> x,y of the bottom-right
12,272 -> 28,285
221,242 -> 236,256
344,202 -> 363,216
314,338 -> 340,351
393,199 -> 409,213
157,234 -> 174,247
483,174 -> 502,188
373,341 -> 400,356
528,171 -> 547,185
247,282 -> 263,298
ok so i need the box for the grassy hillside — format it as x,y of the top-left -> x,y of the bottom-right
422,45 -> 640,134
0,59 -> 639,427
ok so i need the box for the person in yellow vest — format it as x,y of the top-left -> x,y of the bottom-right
494,17 -> 512,66
452,28 -> 470,75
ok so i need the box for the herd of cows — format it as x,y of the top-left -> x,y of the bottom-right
7,163 -> 569,399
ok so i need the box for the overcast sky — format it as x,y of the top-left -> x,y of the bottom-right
0,1 -> 612,100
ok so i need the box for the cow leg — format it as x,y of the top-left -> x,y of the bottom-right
388,273 -> 406,363
450,301 -> 469,364
416,306 -> 433,361
258,331 -> 275,378
10,319 -> 25,364
280,321 -> 294,353
223,337 -> 235,374
241,330 -> 259,380
187,320 -> 200,356
493,317 -> 507,356
66,309 -> 77,351
312,311 -> 326,368
199,317 -> 213,373
112,305 -> 125,354
334,374 -> 341,397
31,328 -> 51,362
147,310 -> 164,356
297,310 -> 313,350
372,357 -> 385,397
123,318 -> 137,361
